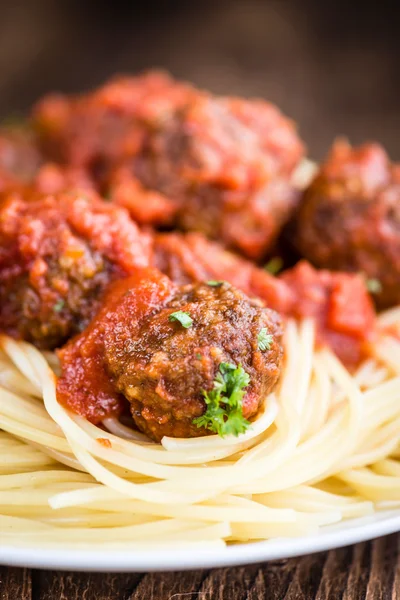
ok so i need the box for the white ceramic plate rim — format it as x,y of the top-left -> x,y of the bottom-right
1,510 -> 400,572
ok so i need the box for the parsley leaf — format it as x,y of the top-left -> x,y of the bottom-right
53,299 -> 65,313
366,278 -> 382,294
207,280 -> 225,287
193,362 -> 251,437
264,257 -> 283,275
195,353 -> 202,360
169,310 -> 193,328
257,328 -> 273,351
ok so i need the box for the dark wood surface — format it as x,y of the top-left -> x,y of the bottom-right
1,534 -> 400,599
0,1 -> 399,598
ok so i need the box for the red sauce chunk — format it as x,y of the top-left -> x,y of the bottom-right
280,261 -> 376,365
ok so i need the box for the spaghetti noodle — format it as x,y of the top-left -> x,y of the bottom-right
1,316 -> 400,549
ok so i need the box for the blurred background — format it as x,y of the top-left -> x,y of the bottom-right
0,0 -> 398,159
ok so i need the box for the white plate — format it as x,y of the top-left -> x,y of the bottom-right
1,510 -> 400,572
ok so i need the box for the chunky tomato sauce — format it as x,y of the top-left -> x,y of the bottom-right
57,268 -> 175,422
279,261 -> 376,365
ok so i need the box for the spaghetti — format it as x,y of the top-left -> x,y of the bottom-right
1,316 -> 400,549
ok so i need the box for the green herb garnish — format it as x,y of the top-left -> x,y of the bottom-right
195,353 -> 202,360
168,311 -> 193,328
53,299 -> 65,313
257,328 -> 273,351
366,278 -> 382,294
264,257 -> 284,275
207,280 -> 224,287
193,362 -> 251,437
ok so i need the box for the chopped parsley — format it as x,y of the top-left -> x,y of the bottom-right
207,280 -> 224,287
195,353 -> 202,360
366,278 -> 382,294
264,257 -> 284,275
168,310 -> 193,328
257,328 -> 273,351
53,299 -> 65,313
193,362 -> 251,437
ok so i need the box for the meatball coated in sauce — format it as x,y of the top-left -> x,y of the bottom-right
0,190 -> 149,348
107,280 -> 283,441
295,140 -> 400,308
57,268 -> 283,441
114,94 -> 304,259
33,71 -> 304,259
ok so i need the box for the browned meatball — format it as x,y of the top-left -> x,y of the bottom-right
295,140 -> 400,308
105,281 -> 283,441
57,268 -> 283,441
0,189 -> 150,348
33,71 -> 304,259
115,94 -> 304,259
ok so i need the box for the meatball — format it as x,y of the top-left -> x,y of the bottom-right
32,71 -> 195,172
0,189 -> 149,348
57,268 -> 283,441
295,140 -> 400,308
33,71 -> 304,258
112,94 -> 304,259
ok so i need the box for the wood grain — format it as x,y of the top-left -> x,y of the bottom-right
0,568 -> 32,600
31,571 -> 143,600
2,535 -> 400,599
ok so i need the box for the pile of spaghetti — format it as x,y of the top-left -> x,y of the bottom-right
1,71 -> 400,550
1,312 -> 400,550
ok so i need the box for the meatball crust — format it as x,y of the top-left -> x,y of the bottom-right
0,190 -> 149,348
105,281 -> 283,441
295,140 -> 400,308
57,268 -> 283,442
117,94 -> 304,259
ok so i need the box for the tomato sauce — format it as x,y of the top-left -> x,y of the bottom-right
280,261 -> 376,365
57,268 -> 175,422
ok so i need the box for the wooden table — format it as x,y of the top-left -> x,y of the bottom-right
1,534 -> 399,599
